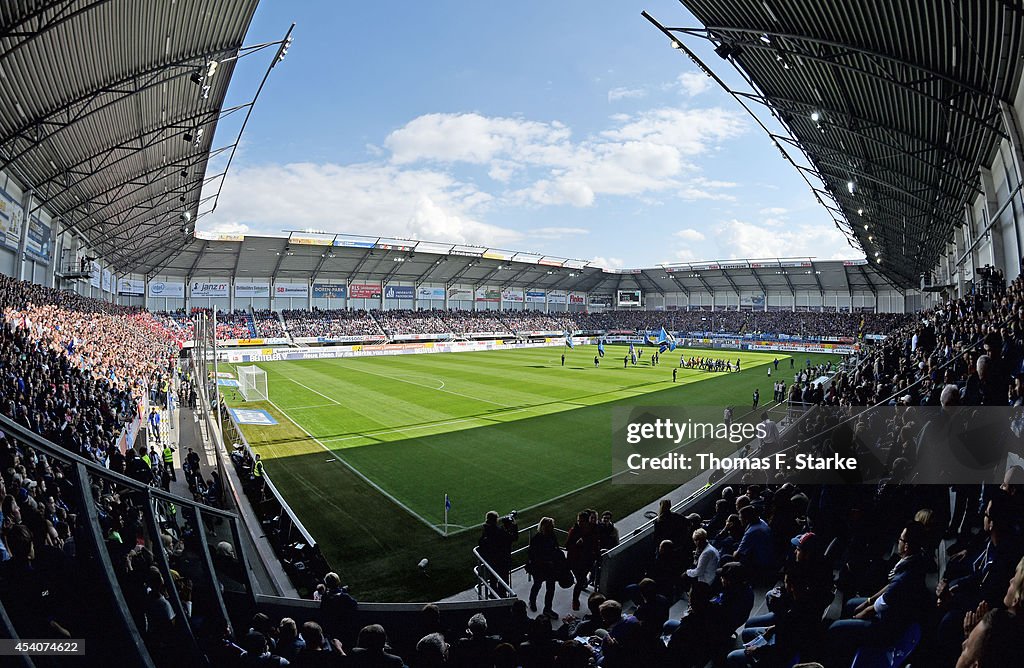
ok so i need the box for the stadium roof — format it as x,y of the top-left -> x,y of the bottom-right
150,232 -> 893,295
0,0 -> 261,273
646,1 -> 1024,287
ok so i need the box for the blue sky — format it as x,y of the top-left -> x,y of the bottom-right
199,1 -> 862,269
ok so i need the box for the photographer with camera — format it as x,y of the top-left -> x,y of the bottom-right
478,510 -> 519,595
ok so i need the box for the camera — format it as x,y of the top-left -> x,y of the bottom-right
503,510 -> 518,523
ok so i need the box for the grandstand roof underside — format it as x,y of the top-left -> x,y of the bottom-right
0,0 -> 259,272
670,1 -> 1024,287
155,235 -> 892,294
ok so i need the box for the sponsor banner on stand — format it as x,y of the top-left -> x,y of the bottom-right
118,278 -> 145,295
501,288 -> 524,303
191,281 -> 229,298
383,285 -> 414,299
349,282 -> 382,299
525,290 -> 546,303
101,269 -> 112,293
569,293 -> 585,305
417,286 -> 446,300
312,283 -> 347,299
235,283 -> 270,298
148,281 -> 185,298
274,282 -> 309,298
448,287 -> 473,300
547,291 -> 567,304
475,287 -> 500,302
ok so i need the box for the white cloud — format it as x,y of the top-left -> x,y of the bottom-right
600,108 -> 747,156
385,112 -> 570,165
608,86 -> 647,102
675,228 -> 706,241
715,218 -> 849,260
590,256 -> 624,269
677,71 -> 711,97
532,226 -> 590,239
759,206 -> 788,215
199,161 -> 520,246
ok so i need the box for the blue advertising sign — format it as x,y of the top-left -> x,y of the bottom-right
383,285 -> 414,299
229,408 -> 278,426
312,283 -> 347,299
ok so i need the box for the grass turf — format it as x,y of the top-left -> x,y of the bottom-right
224,345 -> 838,600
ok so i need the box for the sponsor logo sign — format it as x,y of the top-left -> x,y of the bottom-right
191,281 -> 229,298
148,281 -> 185,298
501,288 -> 524,302
417,286 -> 446,300
383,285 -> 414,299
525,290 -> 546,303
569,293 -> 585,304
235,283 -> 270,298
312,283 -> 347,299
474,287 -> 500,302
274,282 -> 309,297
117,278 -> 145,295
448,287 -> 473,300
349,282 -> 382,299
229,408 -> 278,426
548,291 -> 567,304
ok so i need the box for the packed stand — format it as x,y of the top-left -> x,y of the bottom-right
153,309 -> 195,341
438,309 -> 512,334
573,309 -> 911,337
211,308 -> 254,339
375,309 -> 449,336
500,311 -> 579,333
252,309 -> 286,338
282,308 -> 382,338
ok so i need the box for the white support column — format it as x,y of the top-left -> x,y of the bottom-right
978,166 -> 1004,272
16,189 -> 32,281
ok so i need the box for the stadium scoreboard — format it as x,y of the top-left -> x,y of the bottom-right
616,289 -> 642,306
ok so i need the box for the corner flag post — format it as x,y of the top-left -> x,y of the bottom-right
444,493 -> 451,536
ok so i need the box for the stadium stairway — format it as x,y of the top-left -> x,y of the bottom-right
244,306 -> 257,338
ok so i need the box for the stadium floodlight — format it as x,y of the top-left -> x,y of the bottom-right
847,180 -> 856,194
180,211 -> 192,223
810,111 -> 821,122
238,366 -> 269,402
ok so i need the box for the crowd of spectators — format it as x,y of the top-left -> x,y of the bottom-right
376,309 -> 448,336
253,309 -> 286,338
213,309 -> 254,339
282,309 -> 382,338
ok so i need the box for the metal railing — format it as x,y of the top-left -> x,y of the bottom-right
471,525 -> 570,600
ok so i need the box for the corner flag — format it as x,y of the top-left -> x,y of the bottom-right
445,493 -> 451,511
444,493 -> 451,535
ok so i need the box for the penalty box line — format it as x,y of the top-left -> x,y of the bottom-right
264,397 -> 450,536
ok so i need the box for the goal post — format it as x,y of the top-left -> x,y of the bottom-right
238,365 -> 269,402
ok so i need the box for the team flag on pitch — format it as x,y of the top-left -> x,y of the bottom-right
597,340 -> 606,357
564,331 -> 574,349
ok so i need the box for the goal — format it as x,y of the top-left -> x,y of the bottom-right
237,365 -> 269,402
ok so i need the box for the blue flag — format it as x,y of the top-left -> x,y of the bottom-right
597,340 -> 605,357
445,494 -> 451,511
628,342 -> 635,356
564,331 -> 574,349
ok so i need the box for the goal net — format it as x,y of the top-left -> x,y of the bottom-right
237,365 -> 269,402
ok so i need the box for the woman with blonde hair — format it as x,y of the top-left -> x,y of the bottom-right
527,517 -> 561,618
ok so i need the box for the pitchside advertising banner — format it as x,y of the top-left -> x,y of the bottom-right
383,284 -> 414,299
148,281 -> 185,298
475,287 -> 500,302
118,278 -> 144,295
312,283 -> 347,299
349,282 -> 382,299
416,286 -> 446,301
236,283 -> 270,298
191,281 -> 229,298
525,290 -> 546,303
274,282 -> 309,298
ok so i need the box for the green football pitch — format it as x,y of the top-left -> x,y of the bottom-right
223,345 -> 839,599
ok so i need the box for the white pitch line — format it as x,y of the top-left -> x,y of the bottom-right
336,361 -> 514,408
289,403 -> 339,410
265,397 -> 446,535
278,375 -> 341,405
319,405 -> 538,444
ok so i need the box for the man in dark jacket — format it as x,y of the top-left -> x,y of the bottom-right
477,510 -> 518,594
